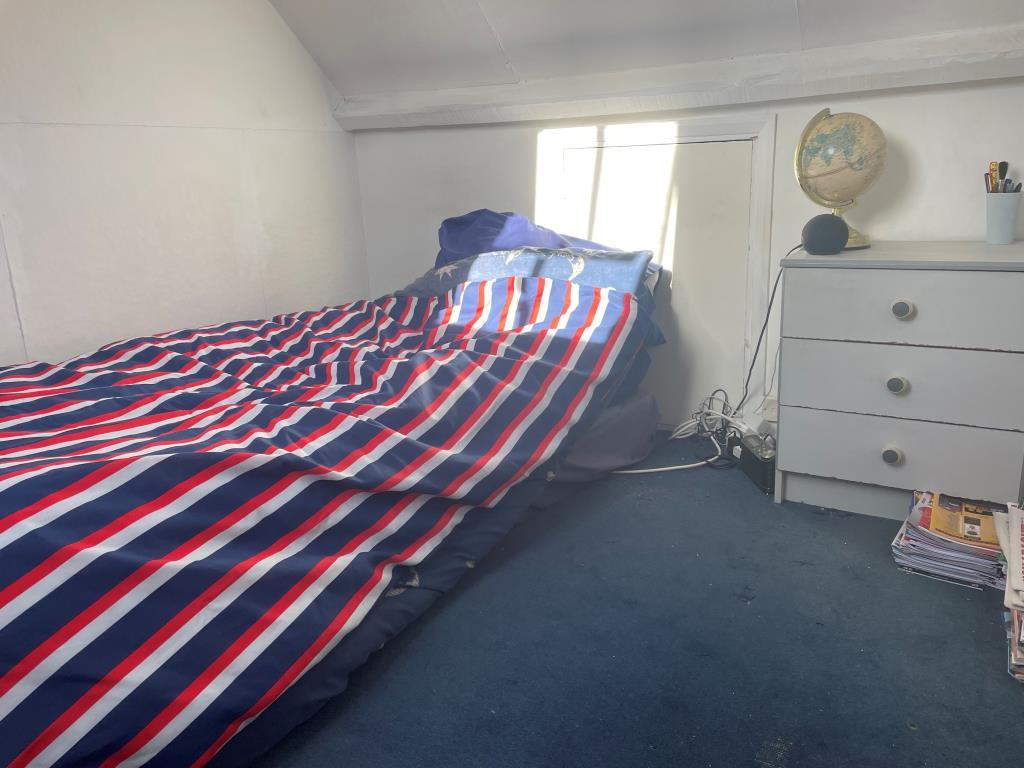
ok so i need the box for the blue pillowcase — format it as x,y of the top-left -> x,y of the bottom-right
406,246 -> 654,296
400,247 -> 665,347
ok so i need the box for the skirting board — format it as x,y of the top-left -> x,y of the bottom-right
776,471 -> 913,521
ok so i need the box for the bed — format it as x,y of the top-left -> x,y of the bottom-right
0,271 -> 655,766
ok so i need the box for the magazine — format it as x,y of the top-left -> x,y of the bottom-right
891,491 -> 1007,590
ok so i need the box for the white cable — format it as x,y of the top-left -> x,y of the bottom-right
611,406 -> 756,475
610,443 -> 720,474
669,407 -> 751,440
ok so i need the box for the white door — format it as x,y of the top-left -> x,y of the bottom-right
538,126 -> 753,426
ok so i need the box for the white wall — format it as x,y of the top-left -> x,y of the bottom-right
355,77 -> 1024,412
0,0 -> 368,365
357,123 -> 538,295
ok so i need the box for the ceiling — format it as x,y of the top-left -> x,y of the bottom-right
271,0 -> 1024,99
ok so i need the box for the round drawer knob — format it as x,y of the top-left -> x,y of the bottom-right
882,447 -> 904,466
886,376 -> 910,395
891,300 -> 916,320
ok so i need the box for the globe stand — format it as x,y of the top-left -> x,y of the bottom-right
831,206 -> 870,250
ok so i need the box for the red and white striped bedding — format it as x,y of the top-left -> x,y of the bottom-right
0,276 -> 648,766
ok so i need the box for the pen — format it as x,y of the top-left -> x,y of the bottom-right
984,163 -> 1020,191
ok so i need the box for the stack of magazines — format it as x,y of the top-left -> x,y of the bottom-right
890,491 -> 1007,590
996,503 -> 1024,682
892,495 -> 1024,683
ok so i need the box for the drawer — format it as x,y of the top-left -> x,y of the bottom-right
779,338 -> 1024,431
777,406 -> 1024,502
782,268 -> 1024,352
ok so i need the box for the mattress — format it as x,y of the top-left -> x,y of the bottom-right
0,276 -> 651,766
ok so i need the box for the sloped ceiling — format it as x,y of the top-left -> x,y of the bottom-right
272,0 -> 1024,98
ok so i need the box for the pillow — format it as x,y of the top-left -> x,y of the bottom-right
400,247 -> 665,348
405,247 -> 654,297
436,209 -> 612,268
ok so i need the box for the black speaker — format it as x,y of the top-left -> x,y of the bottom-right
801,214 -> 849,255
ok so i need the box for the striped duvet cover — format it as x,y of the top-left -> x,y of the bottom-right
0,276 -> 648,767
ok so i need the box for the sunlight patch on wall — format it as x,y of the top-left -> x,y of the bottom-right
534,121 -> 678,263
535,125 -> 598,240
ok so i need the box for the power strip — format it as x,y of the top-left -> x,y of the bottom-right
729,432 -> 776,494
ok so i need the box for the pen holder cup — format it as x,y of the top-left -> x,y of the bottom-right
986,192 -> 1021,245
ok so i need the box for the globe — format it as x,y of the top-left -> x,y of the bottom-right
795,109 -> 887,249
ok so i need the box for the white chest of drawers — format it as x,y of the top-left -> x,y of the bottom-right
774,241 -> 1024,519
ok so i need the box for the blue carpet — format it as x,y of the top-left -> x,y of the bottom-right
256,438 -> 1023,767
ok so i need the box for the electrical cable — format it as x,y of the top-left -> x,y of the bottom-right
752,342 -> 782,417
612,244 -> 803,475
735,243 -> 802,413
612,403 -> 754,474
